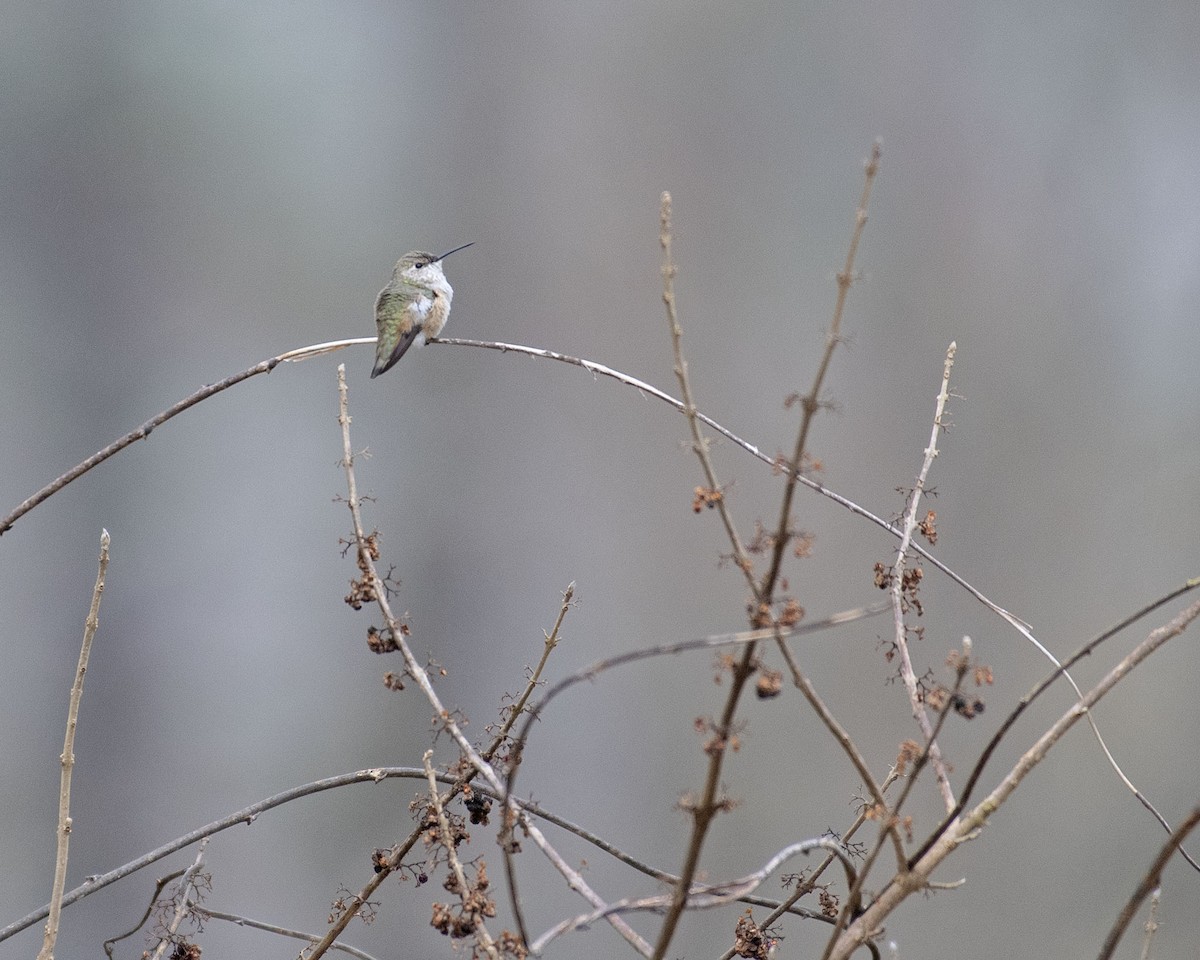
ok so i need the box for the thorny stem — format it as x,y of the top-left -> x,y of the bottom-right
887,341 -> 958,812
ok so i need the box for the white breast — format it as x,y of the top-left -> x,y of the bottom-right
409,294 -> 434,322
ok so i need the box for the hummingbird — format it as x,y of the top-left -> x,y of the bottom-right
370,242 -> 474,378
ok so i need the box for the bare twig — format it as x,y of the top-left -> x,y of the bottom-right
103,869 -> 185,959
820,654 -> 969,960
12,326 -> 1162,850
907,576 -> 1200,872
2,769 -> 408,942
718,769 -> 902,960
1097,807 -> 1200,960
422,751 -> 500,959
205,908 -> 379,959
328,365 -> 651,960
786,660 -> 908,874
504,601 -> 890,841
761,141 -> 880,602
651,192 -> 773,959
37,529 -> 110,960
202,908 -> 379,959
494,583 -> 574,748
148,839 -> 208,960
829,599 -> 1200,960
973,597 -> 1199,820
887,341 -> 957,811
765,148 -> 882,800
531,837 -> 856,955
1,760 -> 835,947
659,192 -> 756,588
434,334 -> 1035,635
1137,886 -> 1161,960
0,328 -> 1028,656
499,596 -> 890,931
3,200 -> 1189,960
520,602 -> 887,722
652,148 -> 886,960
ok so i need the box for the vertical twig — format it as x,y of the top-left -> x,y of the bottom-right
422,751 -> 500,960
660,192 -> 756,587
494,583 -> 574,745
760,141 -> 881,603
148,838 -> 208,960
654,194 -> 764,960
888,342 -> 958,811
37,529 -> 110,960
1137,886 -> 1160,960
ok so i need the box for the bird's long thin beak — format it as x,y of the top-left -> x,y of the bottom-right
432,242 -> 474,263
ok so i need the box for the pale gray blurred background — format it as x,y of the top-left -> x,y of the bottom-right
2,2 -> 1198,958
